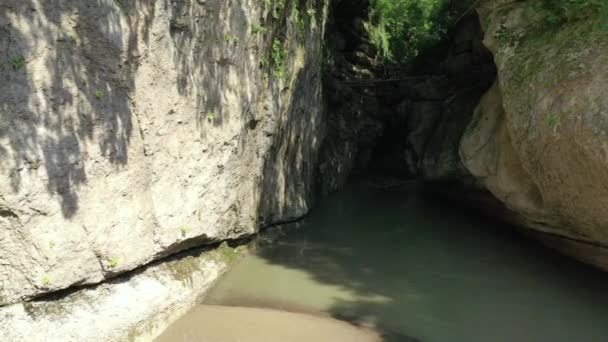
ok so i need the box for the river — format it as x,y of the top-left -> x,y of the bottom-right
156,181 -> 608,342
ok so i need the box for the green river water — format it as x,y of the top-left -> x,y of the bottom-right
158,182 -> 608,342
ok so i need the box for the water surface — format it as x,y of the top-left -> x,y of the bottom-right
160,182 -> 608,342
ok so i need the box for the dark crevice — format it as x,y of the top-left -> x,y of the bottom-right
318,7 -> 497,195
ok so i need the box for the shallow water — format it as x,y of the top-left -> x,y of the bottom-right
156,305 -> 381,342
159,182 -> 608,342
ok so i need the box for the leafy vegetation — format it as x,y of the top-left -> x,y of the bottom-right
225,34 -> 239,45
366,0 -> 475,64
491,0 -> 608,133
213,241 -> 243,264
546,113 -> 560,128
271,39 -> 289,81
260,55 -> 269,68
94,90 -> 104,100
206,112 -> 215,120
532,0 -> 608,31
273,0 -> 286,19
11,56 -> 25,70
181,224 -> 192,236
251,23 -> 267,35
109,257 -> 119,268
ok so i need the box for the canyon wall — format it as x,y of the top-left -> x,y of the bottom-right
460,0 -> 608,269
0,0 -> 328,306
387,0 -> 608,270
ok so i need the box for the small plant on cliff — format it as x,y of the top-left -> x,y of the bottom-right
271,39 -> 288,82
546,113 -> 561,129
292,5 -> 305,38
109,257 -> 119,268
94,90 -> 104,100
273,0 -> 286,19
10,56 -> 25,70
49,240 -> 56,249
260,56 -> 269,68
181,224 -> 192,236
533,0 -> 608,31
214,241 -> 242,264
206,112 -> 215,120
251,23 -> 267,35
41,275 -> 51,286
225,34 -> 239,45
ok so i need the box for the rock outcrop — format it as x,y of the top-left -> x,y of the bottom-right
378,1 -> 608,270
371,12 -> 497,182
459,0 -> 608,269
0,0 -> 329,306
316,0 -> 386,194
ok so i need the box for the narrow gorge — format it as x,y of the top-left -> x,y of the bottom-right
1,0 -> 608,341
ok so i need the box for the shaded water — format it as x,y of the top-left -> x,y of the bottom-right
160,182 -> 608,342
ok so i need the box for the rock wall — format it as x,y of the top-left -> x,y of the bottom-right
369,12 -> 496,184
0,243 -> 241,341
460,0 -> 608,269
317,5 -> 497,195
316,0 -> 386,194
377,0 -> 608,270
0,0 -> 329,306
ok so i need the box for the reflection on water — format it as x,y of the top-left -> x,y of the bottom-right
174,182 -> 608,342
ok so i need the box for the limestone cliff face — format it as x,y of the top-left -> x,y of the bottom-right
460,0 -> 608,268
0,0 -> 328,305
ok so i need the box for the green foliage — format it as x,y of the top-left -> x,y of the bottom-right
271,39 -> 289,81
11,56 -> 25,70
273,0 -> 286,19
225,34 -> 239,45
109,257 -> 119,268
533,0 -> 608,31
546,113 -> 560,128
292,5 -> 305,38
181,224 -> 192,236
49,240 -> 56,249
94,90 -> 104,100
206,112 -> 215,120
251,23 -> 267,35
213,241 -> 242,264
366,0 -> 475,64
41,275 -> 51,286
260,56 -> 269,68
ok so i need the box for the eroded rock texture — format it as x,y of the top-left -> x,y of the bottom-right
0,0 -> 329,305
460,0 -> 608,269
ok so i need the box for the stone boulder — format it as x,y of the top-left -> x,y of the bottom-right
461,0 -> 608,269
